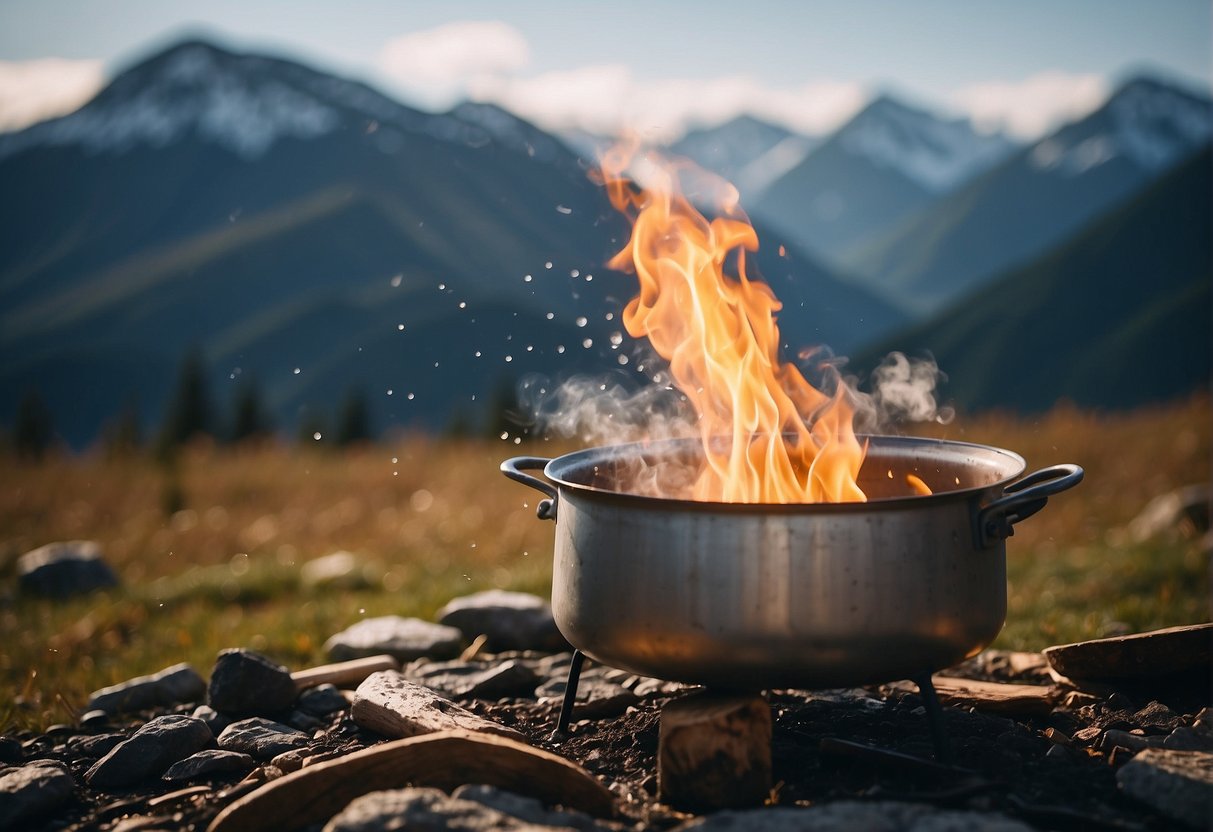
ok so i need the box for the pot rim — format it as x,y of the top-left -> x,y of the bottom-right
542,434 -> 1028,512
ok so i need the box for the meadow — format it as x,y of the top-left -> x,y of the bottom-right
1,396 -> 1208,732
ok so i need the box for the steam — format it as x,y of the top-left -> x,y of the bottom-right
864,351 -> 954,427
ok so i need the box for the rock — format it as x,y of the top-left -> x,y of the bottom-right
658,693 -> 772,812
1128,484 -> 1210,542
162,749 -> 256,782
85,714 -> 213,789
300,551 -> 376,590
17,540 -> 119,598
324,617 -> 463,663
192,704 -> 233,735
217,718 -> 310,760
67,732 -> 126,759
0,736 -> 23,765
1167,727 -> 1213,752
437,590 -> 568,652
1117,749 -> 1213,828
88,663 -> 207,715
886,676 -> 1057,716
408,659 -> 539,700
270,749 -> 311,773
1043,624 -> 1212,682
208,649 -> 298,717
0,759 -> 76,828
351,671 -> 524,740
1135,700 -> 1183,733
537,672 -> 639,720
672,801 -> 1034,831
320,786 -> 535,832
453,783 -> 604,830
1099,729 -> 1154,753
297,684 -> 350,716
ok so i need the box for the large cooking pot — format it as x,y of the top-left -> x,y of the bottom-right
502,436 -> 1082,689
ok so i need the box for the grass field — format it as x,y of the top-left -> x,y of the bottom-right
1,396 -> 1209,732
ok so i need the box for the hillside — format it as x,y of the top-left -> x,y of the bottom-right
855,146 -> 1212,413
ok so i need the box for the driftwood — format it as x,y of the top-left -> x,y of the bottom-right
290,655 -> 399,691
206,730 -> 615,832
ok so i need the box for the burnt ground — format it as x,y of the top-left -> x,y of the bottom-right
9,654 -> 1201,831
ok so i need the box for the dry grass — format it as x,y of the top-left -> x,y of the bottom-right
1,397 -> 1208,731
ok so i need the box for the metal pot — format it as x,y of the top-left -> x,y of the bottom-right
503,436 -> 1082,689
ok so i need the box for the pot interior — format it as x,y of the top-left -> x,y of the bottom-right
546,435 -> 1026,504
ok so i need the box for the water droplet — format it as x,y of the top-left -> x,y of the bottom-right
525,345 -> 533,352
609,332 -> 623,346
438,282 -> 446,290
556,345 -> 565,354
293,367 -> 301,375
392,457 -> 398,464
570,269 -> 580,277
545,312 -> 554,320
474,350 -> 482,358
313,432 -> 322,440
556,205 -> 572,214
513,437 -> 521,445
585,274 -> 593,282
523,274 -> 533,282
390,274 -> 403,287
500,431 -> 509,440
397,323 -> 405,331
605,312 -> 614,321
459,301 -> 466,309
576,316 -> 587,327
407,392 -> 415,400
582,338 -> 593,348
544,261 -> 553,269
617,354 -> 629,365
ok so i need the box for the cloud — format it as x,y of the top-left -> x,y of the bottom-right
949,71 -> 1110,140
378,20 -> 530,105
0,58 -> 105,132
473,69 -> 867,143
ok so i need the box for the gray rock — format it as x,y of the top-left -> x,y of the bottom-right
85,714 -> 213,789
1166,727 -> 1213,752
301,551 -> 377,590
537,670 -> 639,719
453,784 -> 603,830
162,749 -> 256,782
88,663 -> 207,715
298,684 -> 350,716
321,786 -> 554,832
351,671 -> 524,740
17,540 -> 118,598
208,649 -> 298,717
674,801 -> 1033,831
438,590 -> 568,652
1117,749 -> 1213,828
0,737 -> 23,765
288,710 -> 324,732
408,659 -> 539,700
192,704 -> 232,735
270,748 -> 311,773
325,616 -> 463,663
67,732 -> 125,759
217,717 -> 309,759
1099,729 -> 1155,753
0,759 -> 75,828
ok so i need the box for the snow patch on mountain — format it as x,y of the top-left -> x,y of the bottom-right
839,97 -> 1014,192
1029,79 -> 1212,176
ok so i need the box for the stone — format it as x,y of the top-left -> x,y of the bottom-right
217,718 -> 310,760
1117,749 -> 1213,828
320,786 -> 536,832
88,663 -> 207,715
1043,624 -> 1212,682
1167,727 -> 1213,752
453,783 -> 604,830
1128,484 -> 1210,542
162,749 -> 256,782
887,676 -> 1057,715
270,749 -> 311,773
324,617 -> 463,663
1134,700 -> 1183,733
658,692 -> 772,812
537,672 -> 639,720
0,759 -> 76,828
85,714 -> 213,789
297,684 -> 350,716
208,649 -> 298,717
0,736 -> 23,765
351,671 -> 524,740
67,732 -> 126,759
1099,729 -> 1154,753
437,590 -> 568,652
408,659 -> 539,700
17,540 -> 119,598
672,801 -> 1034,831
192,704 -> 233,735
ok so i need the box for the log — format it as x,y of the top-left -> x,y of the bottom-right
206,729 -> 615,832
290,655 -> 399,691
889,676 -> 1058,715
658,692 -> 771,812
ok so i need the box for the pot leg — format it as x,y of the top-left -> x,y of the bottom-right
914,673 -> 953,765
552,649 -> 586,739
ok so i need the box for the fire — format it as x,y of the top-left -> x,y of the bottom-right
597,143 -> 868,503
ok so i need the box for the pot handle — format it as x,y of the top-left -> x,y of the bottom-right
501,457 -> 558,520
977,464 -> 1084,547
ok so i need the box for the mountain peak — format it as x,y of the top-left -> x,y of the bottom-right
834,93 -> 1015,192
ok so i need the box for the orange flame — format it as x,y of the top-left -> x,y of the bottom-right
598,143 -> 867,503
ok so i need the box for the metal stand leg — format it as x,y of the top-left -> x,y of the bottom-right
552,649 -> 586,739
914,673 -> 953,765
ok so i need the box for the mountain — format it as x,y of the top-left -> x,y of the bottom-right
847,76 -> 1213,315
668,115 -> 816,198
854,145 -> 1211,414
751,95 -> 1015,265
0,39 -> 905,447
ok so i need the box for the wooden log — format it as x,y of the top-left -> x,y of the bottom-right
206,730 -> 615,832
350,670 -> 524,741
658,692 -> 771,812
888,676 -> 1058,715
290,655 -> 399,691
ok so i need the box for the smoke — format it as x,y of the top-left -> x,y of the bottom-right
864,351 -> 954,427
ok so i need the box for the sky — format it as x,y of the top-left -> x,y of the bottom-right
0,0 -> 1209,142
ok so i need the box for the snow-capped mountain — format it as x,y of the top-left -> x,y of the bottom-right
849,74 -> 1213,314
749,95 -> 1016,266
669,114 -> 816,197
838,96 -> 1015,192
